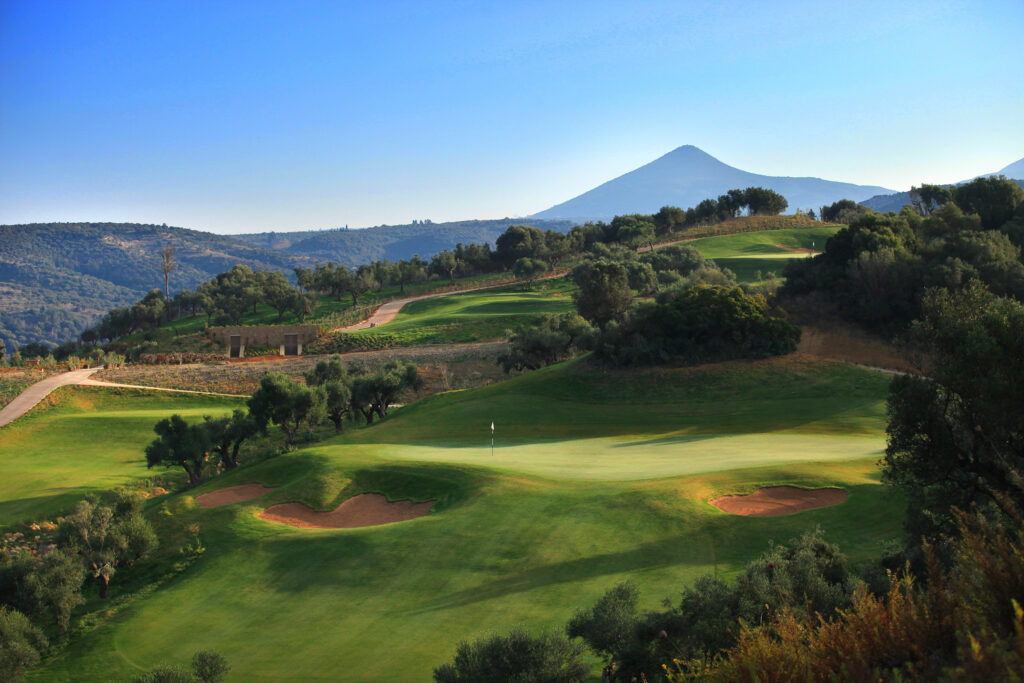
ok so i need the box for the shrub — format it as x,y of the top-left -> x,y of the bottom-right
670,511 -> 1024,682
306,333 -> 397,354
498,314 -> 594,373
0,607 -> 47,683
595,285 -> 800,367
433,628 -> 588,683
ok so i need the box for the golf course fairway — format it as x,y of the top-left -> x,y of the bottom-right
7,355 -> 904,682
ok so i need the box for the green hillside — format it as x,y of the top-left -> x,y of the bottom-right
10,356 -> 902,682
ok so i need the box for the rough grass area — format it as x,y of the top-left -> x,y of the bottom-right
24,355 -> 904,682
93,342 -> 512,396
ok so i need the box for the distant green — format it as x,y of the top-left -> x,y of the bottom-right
688,226 -> 840,285
344,279 -> 576,345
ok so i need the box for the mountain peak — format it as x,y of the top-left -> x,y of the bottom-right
531,146 -> 893,221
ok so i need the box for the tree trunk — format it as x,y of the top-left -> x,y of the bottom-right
164,273 -> 170,299
99,574 -> 109,599
360,407 -> 374,425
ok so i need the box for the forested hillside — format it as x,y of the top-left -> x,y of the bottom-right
237,218 -> 574,265
0,223 -> 312,351
0,219 -> 573,350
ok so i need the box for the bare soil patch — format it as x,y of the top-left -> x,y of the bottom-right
258,493 -> 436,529
197,483 -> 277,508
710,486 -> 847,516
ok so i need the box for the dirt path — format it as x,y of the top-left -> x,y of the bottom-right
76,378 -> 247,398
0,368 -> 102,428
334,271 -> 568,332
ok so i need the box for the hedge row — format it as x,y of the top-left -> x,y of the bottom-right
306,333 -> 397,354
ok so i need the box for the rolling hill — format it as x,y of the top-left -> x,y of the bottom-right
0,219 -> 572,351
530,145 -> 893,221
0,223 -> 313,352
236,218 -> 574,266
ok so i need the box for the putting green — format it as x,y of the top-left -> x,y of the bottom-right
364,433 -> 883,481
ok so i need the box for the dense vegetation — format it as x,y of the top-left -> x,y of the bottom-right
0,222 -> 312,352
5,186 -> 805,355
784,176 -> 1024,334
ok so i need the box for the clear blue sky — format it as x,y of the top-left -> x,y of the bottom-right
1,0 -> 1022,233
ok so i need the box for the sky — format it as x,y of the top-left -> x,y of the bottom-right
1,0 -> 1022,234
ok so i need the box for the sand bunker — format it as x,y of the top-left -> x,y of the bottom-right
710,486 -> 847,517
258,493 -> 436,529
196,483 -> 277,508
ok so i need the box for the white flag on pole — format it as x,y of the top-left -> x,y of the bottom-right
490,421 -> 494,433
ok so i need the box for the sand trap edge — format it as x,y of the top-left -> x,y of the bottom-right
710,485 -> 847,517
258,493 -> 437,529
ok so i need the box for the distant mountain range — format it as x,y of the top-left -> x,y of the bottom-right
236,218 -> 572,267
5,147 -> 1022,351
860,156 -> 1024,213
531,145 -> 894,221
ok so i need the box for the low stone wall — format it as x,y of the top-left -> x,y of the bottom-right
208,325 -> 321,358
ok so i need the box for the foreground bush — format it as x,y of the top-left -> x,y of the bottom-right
129,650 -> 230,683
567,530 -> 856,681
669,511 -> 1024,682
594,285 -> 800,367
0,607 -> 46,683
433,628 -> 588,683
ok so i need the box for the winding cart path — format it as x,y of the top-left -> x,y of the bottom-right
0,368 -> 101,428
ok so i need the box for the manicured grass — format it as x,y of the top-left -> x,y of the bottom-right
345,279 -> 576,344
29,356 -> 904,682
687,226 -> 841,285
689,226 -> 840,259
0,386 -> 244,527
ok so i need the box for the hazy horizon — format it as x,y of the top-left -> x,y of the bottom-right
2,1 -> 1022,234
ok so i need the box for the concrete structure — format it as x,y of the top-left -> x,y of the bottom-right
208,325 -> 320,358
